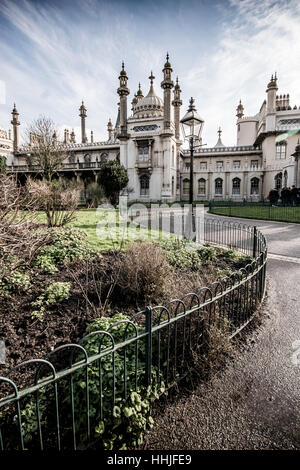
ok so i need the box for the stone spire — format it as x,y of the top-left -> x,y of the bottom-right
70,129 -> 76,143
172,76 -> 182,140
131,93 -> 138,111
11,103 -> 20,152
117,61 -> 130,139
79,101 -> 87,143
266,73 -> 278,131
161,52 -> 174,130
214,127 -> 225,148
107,118 -> 113,141
236,99 -> 244,119
136,83 -> 144,101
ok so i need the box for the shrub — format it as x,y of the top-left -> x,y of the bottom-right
86,182 -> 105,208
33,227 -> 97,273
19,313 -> 163,450
0,174 -> 49,281
116,242 -> 173,304
31,281 -> 71,320
97,160 -> 129,207
157,238 -> 216,270
26,178 -> 78,227
0,155 -> 6,174
0,272 -> 31,297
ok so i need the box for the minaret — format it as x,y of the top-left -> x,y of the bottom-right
131,94 -> 138,112
11,103 -> 20,152
236,99 -> 244,119
70,129 -> 76,143
136,83 -> 144,101
266,73 -> 278,132
117,62 -> 130,139
52,131 -> 57,146
172,77 -> 182,140
161,53 -> 174,130
79,101 -> 88,143
107,119 -> 113,141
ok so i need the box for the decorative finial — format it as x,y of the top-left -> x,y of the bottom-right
218,127 -> 222,138
149,71 -> 155,84
122,61 -> 124,70
166,52 -> 169,61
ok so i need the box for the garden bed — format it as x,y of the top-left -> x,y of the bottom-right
0,225 -> 252,382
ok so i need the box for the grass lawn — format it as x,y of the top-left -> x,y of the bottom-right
35,208 -> 167,250
210,205 -> 300,223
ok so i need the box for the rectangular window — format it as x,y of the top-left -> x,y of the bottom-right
276,143 -> 287,159
185,162 -> 190,171
233,160 -> 241,169
251,160 -> 258,168
200,161 -> 207,170
198,179 -> 206,195
216,161 -> 223,170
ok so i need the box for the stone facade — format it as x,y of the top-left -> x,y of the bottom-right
1,59 -> 300,202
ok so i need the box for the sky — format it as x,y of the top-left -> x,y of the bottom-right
0,0 -> 300,147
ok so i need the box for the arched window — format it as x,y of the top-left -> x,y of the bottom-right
198,178 -> 206,195
172,146 -> 175,167
215,178 -> 223,195
84,153 -> 91,163
276,141 -> 287,159
100,152 -> 108,163
140,175 -> 150,196
232,177 -> 241,195
183,178 -> 190,195
250,177 -> 259,195
172,176 -> 174,195
116,152 -> 120,162
275,173 -> 282,190
284,170 -> 288,187
138,143 -> 149,162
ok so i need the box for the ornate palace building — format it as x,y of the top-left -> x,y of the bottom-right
1,55 -> 300,202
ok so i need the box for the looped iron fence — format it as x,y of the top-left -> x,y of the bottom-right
0,217 -> 267,450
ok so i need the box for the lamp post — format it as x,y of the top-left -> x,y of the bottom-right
180,98 -> 204,238
180,97 -> 204,206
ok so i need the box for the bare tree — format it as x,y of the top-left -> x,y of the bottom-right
26,116 -> 64,181
26,178 -> 78,227
0,174 -> 49,279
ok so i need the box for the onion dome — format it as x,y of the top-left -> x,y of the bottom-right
133,72 -> 164,118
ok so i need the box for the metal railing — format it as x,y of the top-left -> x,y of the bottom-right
209,200 -> 300,223
0,218 -> 267,450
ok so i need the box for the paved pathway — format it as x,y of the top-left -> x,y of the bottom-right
143,214 -> 300,450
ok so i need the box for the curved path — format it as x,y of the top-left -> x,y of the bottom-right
143,214 -> 300,450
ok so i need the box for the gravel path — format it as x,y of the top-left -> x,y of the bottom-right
143,215 -> 300,450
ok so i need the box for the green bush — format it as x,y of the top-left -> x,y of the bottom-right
31,281 -> 71,320
0,272 -> 31,297
19,313 -> 164,450
33,227 -> 97,273
156,239 -> 216,270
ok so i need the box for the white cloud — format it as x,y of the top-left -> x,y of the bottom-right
0,0 -> 299,148
183,0 -> 300,146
